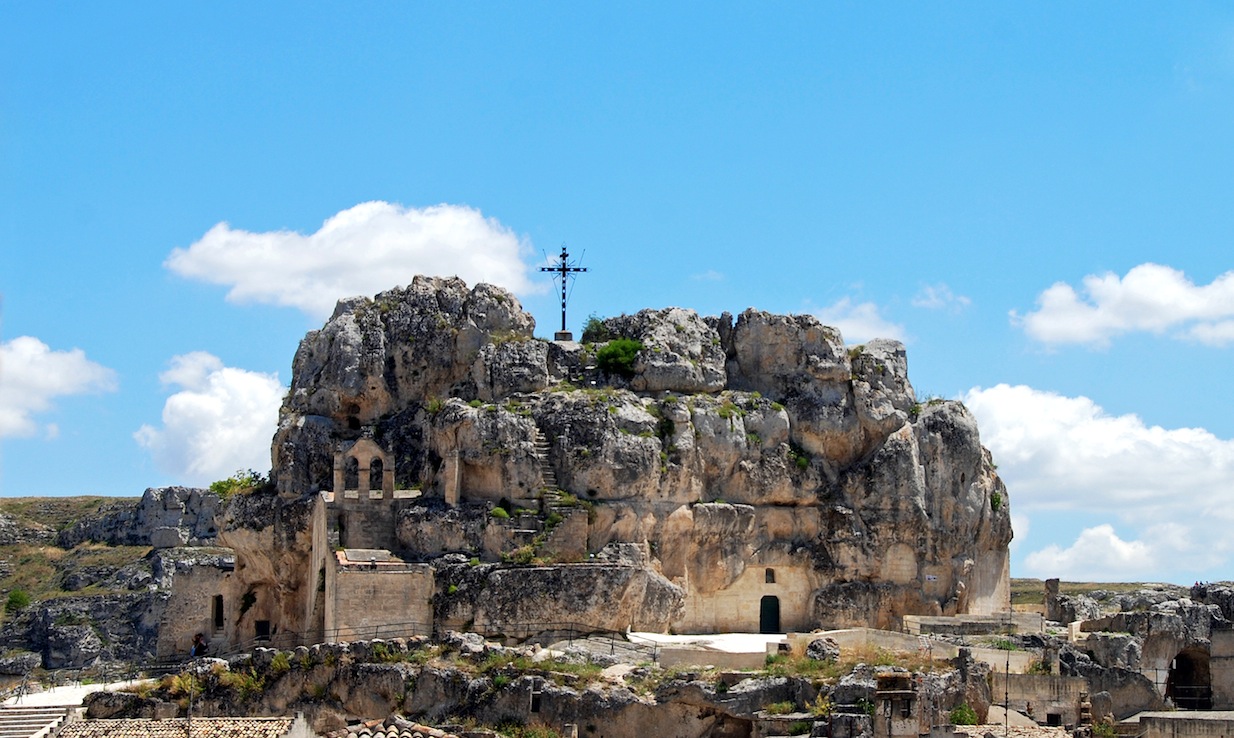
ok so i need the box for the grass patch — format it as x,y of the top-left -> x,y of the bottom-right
763,644 -> 944,683
1010,578 -> 1160,606
479,652 -> 603,687
0,496 -> 135,532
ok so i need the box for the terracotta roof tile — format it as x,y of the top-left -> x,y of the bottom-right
324,717 -> 459,738
58,716 -> 297,738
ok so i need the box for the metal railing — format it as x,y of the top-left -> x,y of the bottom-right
1168,685 -> 1213,710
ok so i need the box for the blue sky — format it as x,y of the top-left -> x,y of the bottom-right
3,3 -> 1234,583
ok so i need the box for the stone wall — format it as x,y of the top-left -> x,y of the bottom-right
991,673 -> 1086,725
1211,628 -> 1234,710
1143,717 -> 1234,738
324,555 -> 435,640
154,553 -> 237,659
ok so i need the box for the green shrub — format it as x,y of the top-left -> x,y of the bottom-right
596,339 -> 643,379
5,589 -> 30,613
765,700 -> 795,715
788,443 -> 811,471
209,469 -> 267,499
489,507 -> 510,519
991,491 -> 1002,511
950,704 -> 978,725
1093,719 -> 1117,738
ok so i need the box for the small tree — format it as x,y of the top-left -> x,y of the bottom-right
5,589 -> 30,613
581,314 -> 612,344
596,339 -> 643,379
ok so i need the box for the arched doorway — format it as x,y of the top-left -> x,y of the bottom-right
760,595 -> 781,634
1167,647 -> 1212,710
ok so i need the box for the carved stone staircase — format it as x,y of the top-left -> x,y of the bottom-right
532,427 -> 561,507
0,705 -> 71,738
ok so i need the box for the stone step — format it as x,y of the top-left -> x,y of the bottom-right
530,427 -> 558,491
0,706 -> 69,738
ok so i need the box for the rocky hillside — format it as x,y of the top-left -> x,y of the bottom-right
0,488 -> 226,672
87,632 -> 993,738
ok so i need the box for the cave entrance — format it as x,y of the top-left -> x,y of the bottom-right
1167,647 -> 1212,710
759,595 -> 781,634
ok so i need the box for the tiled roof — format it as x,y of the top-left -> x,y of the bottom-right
324,717 -> 461,738
57,716 -> 297,738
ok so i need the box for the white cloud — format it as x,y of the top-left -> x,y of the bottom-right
134,352 -> 285,485
1024,525 -> 1156,581
1012,263 -> 1234,347
812,297 -> 906,343
166,201 -> 539,320
691,270 -> 725,282
965,383 -> 1234,579
912,283 -> 971,312
1009,512 -> 1030,553
0,336 -> 117,438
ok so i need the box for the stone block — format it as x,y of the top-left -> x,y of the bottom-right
151,526 -> 188,549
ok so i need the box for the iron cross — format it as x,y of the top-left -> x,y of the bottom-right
540,244 -> 587,334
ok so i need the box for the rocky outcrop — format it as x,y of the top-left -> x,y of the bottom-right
28,593 -> 166,668
216,490 -> 321,642
57,487 -> 221,548
1060,645 -> 1164,718
434,561 -> 685,634
270,277 -> 1012,634
0,512 -> 55,545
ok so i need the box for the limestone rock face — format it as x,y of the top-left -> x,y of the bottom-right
726,310 -> 863,465
284,277 -> 534,426
0,513 -> 55,546
216,491 -> 321,642
604,308 -> 728,394
29,593 -> 164,668
434,560 -> 684,633
272,276 -> 1013,634
57,487 -> 220,548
